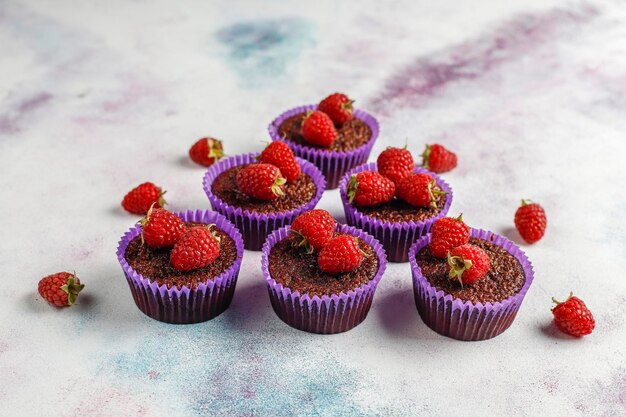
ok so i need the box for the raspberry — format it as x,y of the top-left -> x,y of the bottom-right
170,226 -> 221,271
189,137 -> 224,167
236,163 -> 286,201
140,207 -> 186,248
258,141 -> 301,182
121,182 -> 165,215
429,215 -> 470,258
447,244 -> 490,285
551,293 -> 595,337
514,200 -> 547,244
346,171 -> 395,207
318,93 -> 354,126
301,111 -> 338,147
377,146 -> 415,184
318,235 -> 364,275
38,272 -> 84,307
422,144 -> 457,173
291,209 -> 335,253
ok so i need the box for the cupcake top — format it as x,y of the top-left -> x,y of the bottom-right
413,215 -> 526,304
266,209 -> 380,297
272,93 -> 373,152
268,231 -> 379,297
125,220 -> 237,290
211,163 -> 317,213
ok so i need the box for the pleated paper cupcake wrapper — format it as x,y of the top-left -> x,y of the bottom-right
261,223 -> 387,334
202,153 -> 326,251
339,162 -> 453,263
408,228 -> 534,341
268,104 -> 380,189
116,210 -> 244,324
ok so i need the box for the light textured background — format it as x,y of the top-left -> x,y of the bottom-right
1,0 -> 625,416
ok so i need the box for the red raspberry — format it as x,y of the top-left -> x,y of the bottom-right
122,182 -> 165,215
38,272 -> 84,307
318,93 -> 354,126
140,207 -> 187,248
346,171 -> 395,207
447,244 -> 490,285
291,209 -> 335,252
301,111 -> 338,147
377,146 -> 415,184
236,163 -> 286,201
551,293 -> 595,337
514,200 -> 547,244
170,226 -> 221,271
422,144 -> 457,173
189,137 -> 224,167
396,173 -> 445,208
258,141 -> 301,182
318,235 -> 364,275
429,214 -> 470,258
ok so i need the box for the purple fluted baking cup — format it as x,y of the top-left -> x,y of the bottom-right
409,228 -> 534,341
339,162 -> 453,263
261,223 -> 387,334
268,104 -> 380,189
202,153 -> 326,251
116,210 -> 244,324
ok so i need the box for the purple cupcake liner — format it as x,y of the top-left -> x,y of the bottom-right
339,162 -> 453,263
202,153 -> 326,251
261,223 -> 387,334
268,104 -> 380,189
409,228 -> 534,341
116,210 -> 244,324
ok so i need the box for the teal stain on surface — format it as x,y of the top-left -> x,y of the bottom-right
216,18 -> 315,88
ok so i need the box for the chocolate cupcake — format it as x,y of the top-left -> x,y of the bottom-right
116,210 -> 244,324
409,228 -> 534,341
268,104 -> 379,189
202,153 -> 326,250
339,162 -> 452,262
261,223 -> 387,334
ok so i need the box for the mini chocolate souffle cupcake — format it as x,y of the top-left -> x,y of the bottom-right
268,95 -> 379,189
203,152 -> 325,250
409,228 -> 534,341
261,215 -> 387,334
339,162 -> 452,262
117,209 -> 244,324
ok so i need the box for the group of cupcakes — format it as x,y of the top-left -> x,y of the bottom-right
115,92 -> 536,341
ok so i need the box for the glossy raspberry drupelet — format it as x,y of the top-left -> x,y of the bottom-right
318,93 -> 354,126
38,272 -> 84,307
377,146 -> 415,185
170,226 -> 221,271
301,110 -> 338,147
346,171 -> 396,207
429,215 -> 470,258
121,182 -> 165,215
291,209 -> 335,253
188,137 -> 224,167
514,200 -> 547,244
396,173 -> 444,208
258,141 -> 301,183
551,293 -> 595,337
447,244 -> 490,285
236,163 -> 286,201
140,207 -> 187,248
318,235 -> 364,275
422,144 -> 457,173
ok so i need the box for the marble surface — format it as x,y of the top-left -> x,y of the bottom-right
1,0 -> 625,416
